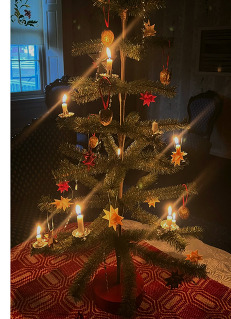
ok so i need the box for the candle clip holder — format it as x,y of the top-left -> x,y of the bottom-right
32,239 -> 48,249
72,227 -> 91,240
161,220 -> 179,231
58,112 -> 75,119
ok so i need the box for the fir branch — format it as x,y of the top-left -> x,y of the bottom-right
156,228 -> 187,252
72,39 -> 103,56
93,0 -> 166,16
130,244 -> 207,278
70,242 -> 113,301
130,205 -> 161,225
176,226 -> 203,239
120,39 -> 142,61
69,76 -> 176,105
100,134 -> 118,158
158,118 -> 189,132
59,143 -> 83,161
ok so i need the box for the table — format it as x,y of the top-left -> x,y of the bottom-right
11,221 -> 231,318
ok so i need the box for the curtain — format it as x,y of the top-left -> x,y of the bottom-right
11,0 -> 44,45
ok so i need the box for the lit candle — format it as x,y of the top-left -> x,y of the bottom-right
106,48 -> 113,76
152,121 -> 158,134
117,148 -> 121,157
172,212 -> 176,226
36,225 -> 42,242
76,204 -> 84,235
167,206 -> 172,227
174,136 -> 181,151
62,94 -> 68,115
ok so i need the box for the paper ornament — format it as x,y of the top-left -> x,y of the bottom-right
171,147 -> 187,166
56,181 -> 70,193
82,150 -> 96,170
165,270 -> 184,289
51,196 -> 73,211
160,67 -> 171,86
178,205 -> 190,219
103,205 -> 124,231
145,198 -> 160,208
185,250 -> 203,263
89,134 -> 99,149
140,92 -> 157,107
101,29 -> 114,46
143,20 -> 156,37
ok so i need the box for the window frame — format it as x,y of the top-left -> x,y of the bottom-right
196,26 -> 231,76
11,45 -> 46,101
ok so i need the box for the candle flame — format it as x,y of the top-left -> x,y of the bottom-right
106,47 -> 111,59
172,212 -> 176,220
117,148 -> 121,156
62,94 -> 67,103
37,225 -> 41,235
168,206 -> 172,216
76,204 -> 81,215
174,136 -> 179,145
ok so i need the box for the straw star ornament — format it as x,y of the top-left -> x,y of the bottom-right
103,205 -> 124,231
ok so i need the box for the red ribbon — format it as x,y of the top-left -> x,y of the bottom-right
162,40 -> 170,70
182,184 -> 188,207
99,77 -> 111,110
103,0 -> 110,28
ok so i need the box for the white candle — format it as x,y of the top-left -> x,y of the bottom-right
174,136 -> 181,151
106,48 -> 112,76
36,225 -> 42,242
117,148 -> 121,157
152,121 -> 158,134
166,206 -> 172,227
172,212 -> 176,225
62,94 -> 68,115
76,205 -> 84,235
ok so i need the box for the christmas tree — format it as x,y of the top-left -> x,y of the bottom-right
33,0 -> 206,317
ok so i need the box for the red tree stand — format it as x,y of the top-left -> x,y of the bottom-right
92,266 -> 144,315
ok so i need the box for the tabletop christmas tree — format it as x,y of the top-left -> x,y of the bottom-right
33,0 -> 206,317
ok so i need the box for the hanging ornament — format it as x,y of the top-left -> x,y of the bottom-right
98,76 -> 113,126
178,184 -> 190,219
140,92 -> 157,107
160,68 -> 171,86
143,20 -> 156,37
165,270 -> 184,289
56,181 -> 70,193
103,205 -> 124,231
171,147 -> 187,166
145,198 -> 160,208
101,29 -> 114,46
185,250 -> 203,263
89,134 -> 99,149
82,150 -> 96,170
51,196 -> 73,211
101,0 -> 114,46
160,40 -> 171,85
152,121 -> 158,134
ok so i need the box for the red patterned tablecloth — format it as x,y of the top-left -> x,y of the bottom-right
11,223 -> 231,319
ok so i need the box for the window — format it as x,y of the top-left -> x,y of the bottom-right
199,29 -> 231,73
11,45 -> 42,93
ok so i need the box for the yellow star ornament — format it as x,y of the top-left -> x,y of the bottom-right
185,250 -> 203,263
143,20 -> 156,37
51,196 -> 73,211
145,198 -> 160,208
103,205 -> 124,231
171,147 -> 187,166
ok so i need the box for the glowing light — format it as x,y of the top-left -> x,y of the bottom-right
76,205 -> 81,215
117,148 -> 121,156
106,47 -> 111,59
37,225 -> 41,236
168,206 -> 172,216
172,212 -> 176,221
62,94 -> 67,103
174,136 -> 179,145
